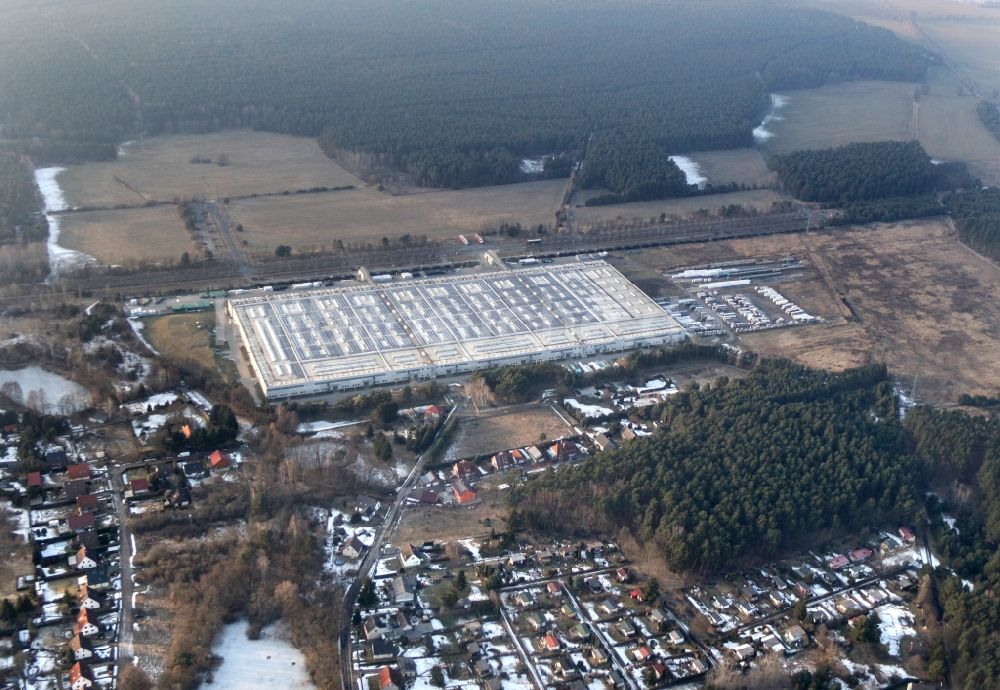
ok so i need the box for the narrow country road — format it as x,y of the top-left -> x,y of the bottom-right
111,471 -> 136,668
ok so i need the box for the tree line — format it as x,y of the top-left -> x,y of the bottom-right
943,187 -> 1000,261
0,153 -> 46,245
771,140 -> 938,202
510,361 -> 919,573
0,0 -> 926,196
977,100 -> 1000,143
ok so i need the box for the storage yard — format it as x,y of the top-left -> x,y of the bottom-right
228,261 -> 685,399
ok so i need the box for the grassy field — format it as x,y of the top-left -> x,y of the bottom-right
228,180 -> 565,254
145,312 -> 218,370
59,206 -> 192,266
684,148 -> 775,188
764,80 -> 917,155
572,189 -> 783,227
921,15 -> 1000,97
762,68 -> 1000,185
450,406 -> 574,459
628,219 -> 1000,404
58,130 -> 364,206
917,68 -> 1000,184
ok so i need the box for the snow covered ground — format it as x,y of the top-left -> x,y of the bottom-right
562,399 -> 613,418
210,622 -> 314,690
876,603 -> 915,656
123,392 -> 178,414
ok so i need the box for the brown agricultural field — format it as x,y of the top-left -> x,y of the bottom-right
683,148 -> 776,188
625,219 -> 1000,404
57,130 -> 364,206
572,189 -> 783,228
228,180 -> 565,254
145,312 -> 218,371
58,206 -> 192,266
764,80 -> 917,155
450,406 -> 575,460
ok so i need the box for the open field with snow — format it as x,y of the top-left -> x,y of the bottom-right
57,130 -> 364,207
210,622 -> 314,690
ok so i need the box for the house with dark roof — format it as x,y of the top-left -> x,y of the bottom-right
76,494 -> 98,514
69,633 -> 93,661
73,609 -> 101,637
73,547 -> 99,570
67,513 -> 95,533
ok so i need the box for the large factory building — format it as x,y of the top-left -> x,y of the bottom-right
228,261 -> 685,400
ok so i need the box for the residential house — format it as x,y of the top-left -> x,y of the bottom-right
126,478 -> 150,499
208,450 -> 230,470
378,666 -> 404,690
77,567 -> 111,591
76,495 -> 98,514
64,480 -> 91,500
552,439 -> 581,462
73,546 -> 101,570
69,634 -> 93,661
368,639 -> 395,663
491,451 -> 514,473
399,658 -> 417,681
850,548 -> 873,563
417,489 -> 439,505
452,459 -> 477,480
616,619 -> 636,637
44,448 -> 69,470
452,479 -> 476,505
651,661 -> 668,681
570,623 -> 590,642
784,624 -> 808,649
615,567 -> 631,583
649,608 -> 669,631
512,592 -> 535,609
424,405 -> 444,424
507,553 -> 527,567
390,575 -> 416,606
553,656 -> 576,679
69,662 -> 95,690
525,446 -> 544,463
26,471 -> 42,489
364,616 -> 388,641
67,513 -> 96,534
67,464 -> 91,481
899,526 -> 916,543
589,647 -> 609,666
78,585 -> 105,610
545,581 -> 561,596
543,633 -> 561,652
667,631 -> 685,646
631,646 -> 652,663
525,612 -> 545,631
342,536 -> 366,559
74,609 -> 101,637
732,643 -> 755,661
399,543 -> 424,569
592,434 -> 614,452
620,426 -> 637,442
828,555 -> 850,570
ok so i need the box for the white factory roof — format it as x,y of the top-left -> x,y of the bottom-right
229,261 -> 683,395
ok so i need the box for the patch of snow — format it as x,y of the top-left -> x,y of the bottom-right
35,167 -> 96,280
562,399 -> 613,418
753,94 -> 789,142
668,156 -> 708,188
876,604 -> 915,656
209,621 -> 314,689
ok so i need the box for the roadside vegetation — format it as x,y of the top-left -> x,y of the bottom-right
944,187 -> 1000,261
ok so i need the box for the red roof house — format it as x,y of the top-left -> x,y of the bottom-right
828,555 -> 850,570
76,495 -> 98,513
451,479 -> 476,505
208,450 -> 230,470
378,666 -> 403,690
129,478 -> 150,494
899,526 -> 916,543
26,471 -> 42,488
67,513 -> 95,532
67,464 -> 91,480
544,633 -> 561,651
849,548 -> 873,562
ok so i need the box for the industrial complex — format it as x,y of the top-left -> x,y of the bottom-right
228,260 -> 685,399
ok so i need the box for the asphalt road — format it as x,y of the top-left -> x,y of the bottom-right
339,403 -> 461,690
